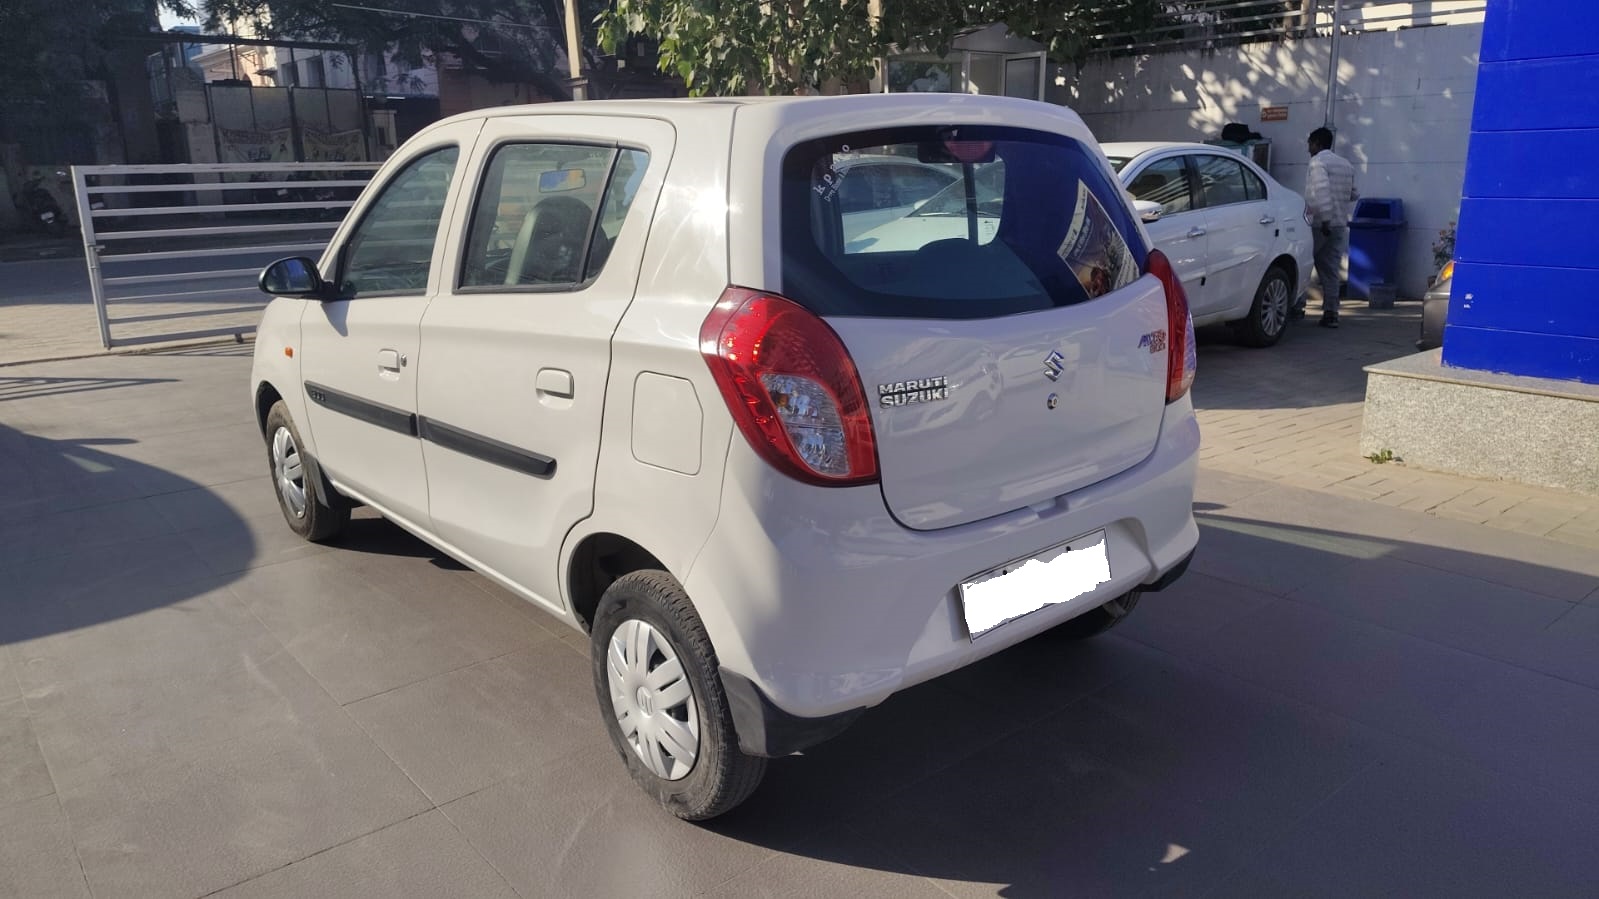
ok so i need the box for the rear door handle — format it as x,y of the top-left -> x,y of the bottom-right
1187,227 -> 1207,238
378,348 -> 404,373
537,368 -> 574,399
1259,215 -> 1277,225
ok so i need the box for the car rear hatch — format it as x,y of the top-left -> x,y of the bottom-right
777,124 -> 1179,530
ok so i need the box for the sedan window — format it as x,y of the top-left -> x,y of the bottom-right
1196,154 -> 1253,208
1126,157 -> 1194,216
1241,164 -> 1267,201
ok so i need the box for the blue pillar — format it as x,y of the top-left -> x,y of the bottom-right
1441,0 -> 1599,385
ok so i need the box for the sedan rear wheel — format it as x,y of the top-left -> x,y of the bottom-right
1240,265 -> 1292,347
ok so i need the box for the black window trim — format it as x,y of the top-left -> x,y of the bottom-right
333,142 -> 461,301
453,137 -> 648,296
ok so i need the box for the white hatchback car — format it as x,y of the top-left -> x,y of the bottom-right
1103,142 -> 1313,347
250,95 -> 1200,820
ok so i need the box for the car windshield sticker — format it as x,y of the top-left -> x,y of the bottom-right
813,144 -> 853,204
1057,180 -> 1138,299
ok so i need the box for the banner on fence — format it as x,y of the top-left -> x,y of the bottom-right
303,129 -> 368,162
218,128 -> 294,164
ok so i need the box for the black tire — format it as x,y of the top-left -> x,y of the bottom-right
1239,265 -> 1293,348
263,400 -> 349,542
591,570 -> 766,821
1051,590 -> 1142,640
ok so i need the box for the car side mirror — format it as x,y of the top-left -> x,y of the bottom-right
1133,200 -> 1163,223
259,256 -> 330,299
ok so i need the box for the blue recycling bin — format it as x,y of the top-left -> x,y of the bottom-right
1347,197 -> 1405,300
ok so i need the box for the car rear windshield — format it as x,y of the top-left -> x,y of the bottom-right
781,125 -> 1148,320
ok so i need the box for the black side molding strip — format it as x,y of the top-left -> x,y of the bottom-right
304,381 -> 417,436
418,416 -> 556,479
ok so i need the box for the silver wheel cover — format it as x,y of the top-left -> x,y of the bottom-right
271,425 -> 308,519
607,618 -> 700,781
1261,276 -> 1290,337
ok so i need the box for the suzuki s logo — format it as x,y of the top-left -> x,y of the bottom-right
1043,349 -> 1065,382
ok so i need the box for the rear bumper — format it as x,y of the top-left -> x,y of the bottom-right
683,395 -> 1200,723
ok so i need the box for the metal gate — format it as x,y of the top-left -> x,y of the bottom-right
71,161 -> 379,349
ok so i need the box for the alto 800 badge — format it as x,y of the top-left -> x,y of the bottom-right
877,376 -> 950,408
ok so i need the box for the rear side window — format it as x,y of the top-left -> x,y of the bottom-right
1241,163 -> 1267,201
782,126 -> 1148,319
459,144 -> 650,290
1196,154 -> 1252,207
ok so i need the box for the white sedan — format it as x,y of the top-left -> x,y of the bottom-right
1103,142 -> 1313,347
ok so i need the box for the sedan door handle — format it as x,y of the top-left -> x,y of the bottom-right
1187,227 -> 1207,238
378,348 -> 404,373
1258,215 -> 1277,225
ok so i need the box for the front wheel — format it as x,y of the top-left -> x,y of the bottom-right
1239,265 -> 1293,348
591,571 -> 766,821
263,401 -> 349,542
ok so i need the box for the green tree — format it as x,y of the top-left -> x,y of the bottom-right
176,0 -> 611,93
600,0 -> 1186,97
599,0 -> 880,96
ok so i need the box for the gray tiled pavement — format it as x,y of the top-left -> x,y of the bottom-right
1,326 -> 1598,897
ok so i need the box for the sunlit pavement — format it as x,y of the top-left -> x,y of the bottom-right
2,325 -> 1597,898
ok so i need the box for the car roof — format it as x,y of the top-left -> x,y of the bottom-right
420,94 -> 1094,143
1100,141 -> 1241,161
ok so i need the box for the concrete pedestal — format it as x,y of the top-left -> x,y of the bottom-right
1361,350 -> 1599,495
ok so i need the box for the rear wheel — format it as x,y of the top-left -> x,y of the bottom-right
1051,590 -> 1142,640
591,570 -> 766,821
1239,265 -> 1292,347
264,401 -> 348,542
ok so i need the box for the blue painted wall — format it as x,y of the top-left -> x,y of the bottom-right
1442,0 -> 1599,384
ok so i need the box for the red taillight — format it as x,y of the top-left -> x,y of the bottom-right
700,287 -> 880,486
1145,249 -> 1197,403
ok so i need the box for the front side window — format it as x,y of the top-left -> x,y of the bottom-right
1127,157 -> 1195,217
784,126 -> 1148,319
340,146 -> 458,297
460,143 -> 649,289
1196,154 -> 1252,208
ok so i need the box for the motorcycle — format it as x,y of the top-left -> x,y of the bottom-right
13,171 -> 72,235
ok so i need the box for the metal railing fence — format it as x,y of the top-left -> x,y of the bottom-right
71,161 -> 379,349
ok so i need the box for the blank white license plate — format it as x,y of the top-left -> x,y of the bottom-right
960,531 -> 1112,639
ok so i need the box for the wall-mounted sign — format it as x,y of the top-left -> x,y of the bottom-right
1261,106 -> 1289,122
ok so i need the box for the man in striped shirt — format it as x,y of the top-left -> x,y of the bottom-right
1304,127 -> 1359,328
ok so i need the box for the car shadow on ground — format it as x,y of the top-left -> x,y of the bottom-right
332,514 -> 472,570
696,511 -> 1599,896
0,420 -> 256,645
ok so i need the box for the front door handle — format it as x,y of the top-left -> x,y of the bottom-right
378,348 -> 404,373
1259,215 -> 1277,225
1187,227 -> 1207,239
537,368 -> 574,399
